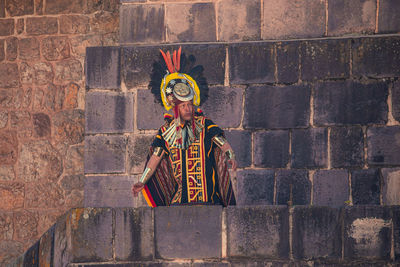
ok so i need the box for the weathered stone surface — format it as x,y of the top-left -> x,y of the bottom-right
19,62 -> 34,84
19,37 -> 40,60
26,17 -> 57,35
115,208 -> 154,260
60,14 -> 90,34
301,39 -> 350,81
90,10 -> 119,34
276,41 -> 299,84
6,37 -> 17,61
64,145 -> 83,176
0,110 -> 6,128
313,170 -> 349,206
381,168 -> 400,205
0,1 -> 4,18
227,206 -> 289,258
37,210 -> 64,237
10,111 -> 31,130
378,0 -> 400,33
293,207 -> 342,259
61,174 -> 84,195
39,225 -> 54,267
254,130 -> 289,168
351,169 -> 380,205
343,206 -> 391,260
16,18 -> 23,34
13,210 -> 38,241
229,42 -> 274,84
291,128 -> 327,168
32,112 -> 50,137
85,46 -> 120,89
0,130 -> 18,165
328,0 -> 376,36
128,134 -> 154,174
367,126 -> 400,166
155,206 -> 221,259
120,4 -> 164,44
5,0 -> 33,16
35,0 -> 43,15
41,36 -> 70,61
69,208 -> 113,262
16,140 -> 63,182
201,86 -> 243,128
0,39 -> 4,61
0,165 -> 15,181
84,176 -> 134,207
44,83 -> 64,112
0,19 -> 14,36
393,81 -> 400,122
0,241 -> 23,267
166,3 -> 215,42
63,82 -> 79,109
136,89 -> 167,130
217,0 -> 260,41
330,127 -> 364,168
85,92 -> 133,133
244,85 -> 310,129
70,35 -> 102,57
55,59 -> 82,82
352,37 -> 400,78
393,206 -> 400,261
276,170 -> 311,205
45,0 -> 85,14
262,0 -> 325,39
236,169 -> 274,205
0,212 -> 13,240
314,81 -> 388,125
0,63 -> 19,87
84,135 -> 127,173
225,130 -> 251,168
53,109 -> 84,145
193,263 -> 229,267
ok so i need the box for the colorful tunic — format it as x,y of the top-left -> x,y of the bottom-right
142,115 -> 236,207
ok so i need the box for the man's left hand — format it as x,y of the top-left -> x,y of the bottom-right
228,159 -> 237,171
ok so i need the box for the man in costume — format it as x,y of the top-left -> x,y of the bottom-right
131,47 -> 237,207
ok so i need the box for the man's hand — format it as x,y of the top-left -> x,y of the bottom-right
228,159 -> 237,171
131,182 -> 145,197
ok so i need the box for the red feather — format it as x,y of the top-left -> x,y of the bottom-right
177,47 -> 181,71
160,49 -> 174,73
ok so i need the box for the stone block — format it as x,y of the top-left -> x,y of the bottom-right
55,59 -> 82,82
6,37 -> 17,61
0,39 -> 4,61
381,168 -> 400,205
236,169 -> 274,205
0,19 -> 13,36
23,240 -> 39,266
301,39 -> 350,81
351,169 -> 380,205
33,113 -> 50,138
352,37 -> 400,78
155,206 -> 222,259
276,41 -> 300,83
313,170 -> 349,207
128,134 -> 154,174
166,3 -> 216,42
225,130 -> 251,168
85,135 -> 127,174
229,42 -> 274,84
85,92 -> 133,134
0,165 -> 14,181
292,207 -> 342,259
244,85 -> 310,129
291,128 -> 327,168
227,206 -> 289,259
0,130 -> 18,165
26,17 -> 57,35
0,111 -> 7,129
367,126 -> 400,166
330,127 -> 364,168
276,170 -> 311,205
378,0 -> 400,33
69,208 -> 113,262
193,263 -> 229,267
53,109 -> 84,145
328,0 -> 376,36
0,240 -> 23,267
217,0 -> 260,41
25,182 -> 65,208
262,0 -> 325,39
84,176 -> 135,207
120,4 -> 164,44
13,210 -> 38,241
136,89 -> 166,130
115,207 -> 154,260
0,212 -> 12,240
200,86 -> 243,128
85,46 -> 120,89
0,63 -> 19,88
5,0 -> 33,16
314,81 -> 388,125
39,225 -> 54,267
393,81 -> 400,122
41,36 -> 70,61
60,14 -> 90,34
393,206 -> 400,261
45,0 -> 85,14
254,130 -> 289,168
343,206 -> 391,260
16,18 -> 23,34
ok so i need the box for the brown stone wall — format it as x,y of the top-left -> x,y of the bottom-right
0,0 -> 119,265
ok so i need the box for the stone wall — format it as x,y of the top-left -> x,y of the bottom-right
0,0 -> 119,265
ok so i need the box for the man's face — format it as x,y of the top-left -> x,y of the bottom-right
178,101 -> 193,122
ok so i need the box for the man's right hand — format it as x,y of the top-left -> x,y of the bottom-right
131,182 -> 145,197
